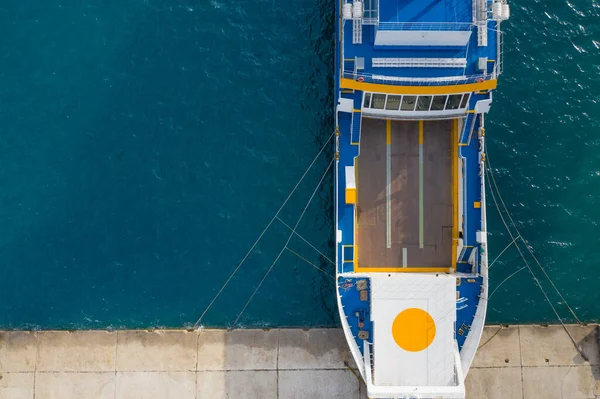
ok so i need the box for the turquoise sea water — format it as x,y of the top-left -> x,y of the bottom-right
0,0 -> 598,329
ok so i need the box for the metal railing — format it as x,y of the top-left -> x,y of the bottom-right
377,22 -> 474,31
362,0 -> 378,24
342,70 -> 496,86
364,341 -> 461,388
497,29 -> 505,75
372,57 -> 467,68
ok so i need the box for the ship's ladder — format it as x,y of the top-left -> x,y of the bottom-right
352,18 -> 362,44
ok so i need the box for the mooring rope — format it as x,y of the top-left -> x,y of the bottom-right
478,326 -> 503,350
486,154 -> 581,324
489,234 -> 520,269
230,157 -> 335,328
276,215 -> 336,266
485,158 -> 588,361
488,266 -> 527,299
192,132 -> 334,329
284,247 -> 335,279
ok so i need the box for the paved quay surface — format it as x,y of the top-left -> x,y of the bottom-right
0,325 -> 598,398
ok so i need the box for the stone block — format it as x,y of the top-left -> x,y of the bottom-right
465,367 -> 522,399
279,370 -> 360,399
0,332 -> 37,372
116,372 -> 195,399
35,372 -> 114,399
116,330 -> 197,372
278,329 -> 355,370
197,329 -> 278,371
37,331 -> 116,372
0,372 -> 34,399
471,326 -> 521,368
197,370 -> 276,398
519,325 -> 599,366
522,365 -> 599,399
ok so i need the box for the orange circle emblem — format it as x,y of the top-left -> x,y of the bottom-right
391,308 -> 436,352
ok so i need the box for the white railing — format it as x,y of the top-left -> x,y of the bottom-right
498,29 -> 505,75
372,57 -> 467,68
353,18 -> 362,44
377,22 -> 473,31
362,0 -> 378,24
365,342 -> 375,382
473,0 -> 487,46
363,341 -> 466,398
342,70 -> 495,86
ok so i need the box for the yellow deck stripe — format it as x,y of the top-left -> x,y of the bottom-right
354,267 -> 452,273
386,119 -> 391,248
386,120 -> 391,144
451,119 -> 459,270
354,157 -> 358,271
418,120 -> 424,249
340,78 -> 498,95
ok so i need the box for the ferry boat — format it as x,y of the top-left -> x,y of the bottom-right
334,0 -> 509,397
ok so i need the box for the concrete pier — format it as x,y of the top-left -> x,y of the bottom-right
0,325 -> 598,398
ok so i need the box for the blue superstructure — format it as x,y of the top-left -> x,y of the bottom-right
334,0 -> 509,397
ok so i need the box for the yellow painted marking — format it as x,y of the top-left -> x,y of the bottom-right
353,109 -> 361,113
354,210 -> 358,271
467,110 -> 476,114
346,188 -> 357,204
451,119 -> 458,271
342,245 -> 354,263
418,120 -> 424,248
342,245 -> 353,258
386,119 -> 392,248
458,143 -> 469,146
392,308 -> 436,352
386,119 -> 391,144
355,156 -> 358,203
353,266 -> 452,273
474,201 -> 481,208
354,157 -> 358,271
487,60 -> 496,62
339,78 -> 498,95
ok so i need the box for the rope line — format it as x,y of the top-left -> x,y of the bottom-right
192,132 -> 335,329
284,247 -> 335,279
489,266 -> 526,299
486,154 -> 581,324
230,158 -> 335,328
478,326 -> 503,350
489,234 -> 520,269
276,216 -> 336,266
346,363 -> 363,383
485,164 -> 588,361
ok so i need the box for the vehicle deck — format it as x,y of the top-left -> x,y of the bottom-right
356,118 -> 453,268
